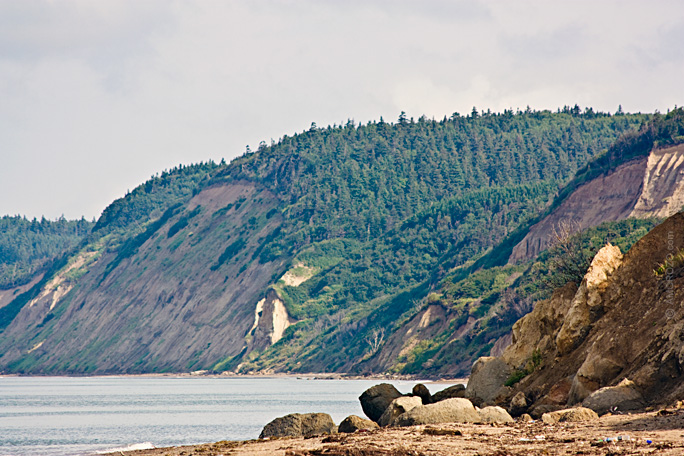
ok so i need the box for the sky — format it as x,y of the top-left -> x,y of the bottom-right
1,0 -> 683,220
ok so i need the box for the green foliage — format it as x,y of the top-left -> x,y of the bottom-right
0,216 -> 93,289
505,349 -> 543,386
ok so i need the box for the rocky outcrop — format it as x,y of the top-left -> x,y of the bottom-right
495,212 -> 684,415
392,398 -> 481,427
247,288 -> 296,352
465,357 -> 511,406
378,396 -> 423,427
359,384 -> 403,423
259,413 -> 336,438
338,415 -> 379,433
555,244 -> 623,355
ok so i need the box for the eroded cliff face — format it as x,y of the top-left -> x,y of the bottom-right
495,212 -> 684,413
510,143 -> 684,262
0,182 -> 290,374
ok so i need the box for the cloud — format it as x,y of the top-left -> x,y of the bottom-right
0,0 -> 682,219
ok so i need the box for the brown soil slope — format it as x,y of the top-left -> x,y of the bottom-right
503,211 -> 684,412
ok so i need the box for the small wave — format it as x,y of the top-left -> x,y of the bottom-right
96,442 -> 156,453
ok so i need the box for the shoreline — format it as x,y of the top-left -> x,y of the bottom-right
102,408 -> 684,456
0,371 -> 468,384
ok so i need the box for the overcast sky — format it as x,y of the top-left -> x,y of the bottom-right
1,0 -> 683,220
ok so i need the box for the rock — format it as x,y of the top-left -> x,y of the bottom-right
569,352 -> 624,404
529,404 -> 562,420
359,383 -> 403,423
509,392 -> 528,416
412,383 -> 432,404
465,357 -> 511,406
477,406 -> 514,424
378,396 -> 423,427
555,244 -> 623,355
432,384 -> 466,402
392,398 -> 481,427
518,413 -> 533,422
338,415 -> 379,433
582,379 -> 645,415
259,413 -> 336,438
541,407 -> 599,424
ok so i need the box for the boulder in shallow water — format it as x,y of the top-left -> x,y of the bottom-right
338,415 -> 379,433
359,383 -> 403,423
259,413 -> 336,438
392,398 -> 480,427
378,396 -> 423,427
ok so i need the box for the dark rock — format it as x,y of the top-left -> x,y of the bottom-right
412,383 -> 432,404
431,384 -> 466,402
259,413 -> 336,438
509,391 -> 528,417
359,383 -> 403,423
338,415 -> 379,433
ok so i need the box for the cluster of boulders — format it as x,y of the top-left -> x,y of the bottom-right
259,382 -> 517,439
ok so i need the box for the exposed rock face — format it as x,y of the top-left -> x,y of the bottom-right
338,415 -> 379,433
499,212 -> 684,415
541,407 -> 598,424
359,383 -> 403,423
509,392 -> 528,416
392,398 -> 481,427
378,396 -> 423,427
248,288 -> 296,352
259,413 -> 336,438
582,379 -> 645,415
555,244 -> 623,355
432,384 -> 466,402
477,406 -> 514,424
510,143 -> 684,263
465,357 -> 511,406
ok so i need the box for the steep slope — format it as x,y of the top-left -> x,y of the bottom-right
495,211 -> 684,413
0,109 -> 649,374
511,110 -> 684,262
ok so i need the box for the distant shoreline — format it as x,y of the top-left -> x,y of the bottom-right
0,371 -> 468,384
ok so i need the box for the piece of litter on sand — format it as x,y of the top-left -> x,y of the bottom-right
534,435 -> 545,440
647,439 -> 653,444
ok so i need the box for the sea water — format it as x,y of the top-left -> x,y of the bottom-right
0,376 -> 454,456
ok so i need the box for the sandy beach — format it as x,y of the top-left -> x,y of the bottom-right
107,407 -> 684,456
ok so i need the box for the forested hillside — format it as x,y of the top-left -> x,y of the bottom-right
0,216 -> 92,289
0,108 -> 655,375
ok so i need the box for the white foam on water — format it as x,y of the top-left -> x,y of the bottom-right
97,442 -> 156,454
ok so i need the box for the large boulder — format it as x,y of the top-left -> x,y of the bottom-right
359,383 -> 403,423
465,357 -> 511,406
392,398 -> 481,427
508,392 -> 528,417
259,413 -> 336,438
378,396 -> 423,427
432,384 -> 466,402
581,379 -> 645,415
541,407 -> 598,424
412,383 -> 432,404
477,406 -> 514,424
338,415 -> 379,433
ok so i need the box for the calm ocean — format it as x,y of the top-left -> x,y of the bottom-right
0,376 -> 453,456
